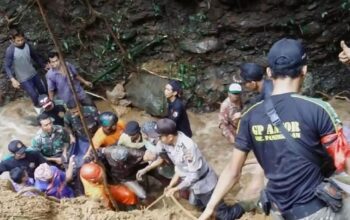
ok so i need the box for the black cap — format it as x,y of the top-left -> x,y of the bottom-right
268,38 -> 307,73
124,121 -> 141,136
8,140 -> 26,154
141,121 -> 159,138
155,119 -> 177,136
239,63 -> 264,82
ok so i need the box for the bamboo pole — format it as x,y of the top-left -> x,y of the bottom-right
35,0 -> 119,211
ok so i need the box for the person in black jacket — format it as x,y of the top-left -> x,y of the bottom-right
0,140 -> 46,178
164,80 -> 192,137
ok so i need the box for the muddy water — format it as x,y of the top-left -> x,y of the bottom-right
0,98 -> 38,158
0,97 -> 349,219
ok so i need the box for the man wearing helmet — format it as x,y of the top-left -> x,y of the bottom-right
80,162 -> 138,209
99,145 -> 147,200
84,111 -> 125,157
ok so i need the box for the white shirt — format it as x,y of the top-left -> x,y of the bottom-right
156,132 -> 217,194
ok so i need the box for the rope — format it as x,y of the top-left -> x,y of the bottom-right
35,0 -> 119,211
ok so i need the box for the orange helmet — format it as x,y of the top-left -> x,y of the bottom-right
80,163 -> 103,183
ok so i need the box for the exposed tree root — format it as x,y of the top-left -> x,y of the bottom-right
4,0 -> 36,29
315,90 -> 350,102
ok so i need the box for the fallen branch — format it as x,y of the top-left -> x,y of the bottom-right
85,91 -> 108,101
141,68 -> 171,79
170,195 -> 197,220
145,193 -> 165,210
315,90 -> 350,102
334,95 -> 350,102
315,91 -> 332,100
4,0 -> 36,28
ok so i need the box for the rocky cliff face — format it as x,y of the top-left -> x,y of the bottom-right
1,0 -> 350,111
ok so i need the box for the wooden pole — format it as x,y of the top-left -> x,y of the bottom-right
35,0 -> 119,211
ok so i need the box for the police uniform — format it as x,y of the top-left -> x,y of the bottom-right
156,131 -> 217,205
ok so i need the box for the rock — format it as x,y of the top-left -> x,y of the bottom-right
118,99 -> 132,106
180,37 -> 220,54
307,2 -> 318,11
120,30 -> 137,41
106,82 -> 126,105
218,0 -> 239,6
302,21 -> 322,38
125,71 -> 168,117
140,59 -> 178,77
284,0 -> 299,8
0,34 -> 7,42
129,11 -> 159,24
315,30 -> 332,43
110,105 -> 131,118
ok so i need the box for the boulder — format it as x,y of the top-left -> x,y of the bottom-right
125,70 -> 168,117
180,37 -> 220,54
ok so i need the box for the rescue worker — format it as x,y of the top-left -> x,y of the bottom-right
118,121 -> 145,149
136,121 -> 174,182
199,38 -> 350,220
239,62 -> 273,106
218,83 -> 243,144
32,113 -> 70,166
3,29 -> 47,108
0,140 -> 46,178
80,162 -> 138,209
100,145 -> 147,200
238,63 -> 270,201
38,94 -> 66,126
164,80 -> 192,137
46,51 -> 94,106
155,118 -> 245,219
84,111 -> 125,158
64,101 -> 99,167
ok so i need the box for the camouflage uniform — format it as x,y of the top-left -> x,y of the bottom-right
31,125 -> 70,157
64,106 -> 99,139
218,97 -> 242,143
